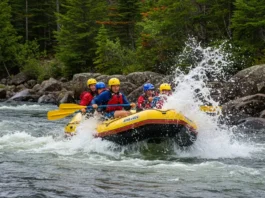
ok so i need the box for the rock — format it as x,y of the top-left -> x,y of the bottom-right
120,82 -> 138,96
0,88 -> 6,99
221,64 -> 265,103
38,94 -> 57,104
222,94 -> 265,124
72,73 -> 101,82
259,110 -> 265,118
127,86 -> 143,102
32,84 -> 41,92
126,71 -> 165,87
14,84 -> 26,92
58,91 -> 75,104
1,78 -> 7,85
27,80 -> 37,89
40,78 -> 62,92
95,75 -> 109,83
8,89 -> 30,101
59,77 -> 68,83
237,117 -> 265,130
11,72 -> 30,85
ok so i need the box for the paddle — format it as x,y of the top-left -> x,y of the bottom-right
151,96 -> 222,113
199,105 -> 222,113
47,103 -> 132,121
59,103 -> 131,111
47,109 -> 79,121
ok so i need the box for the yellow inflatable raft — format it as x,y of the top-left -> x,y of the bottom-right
65,109 -> 198,146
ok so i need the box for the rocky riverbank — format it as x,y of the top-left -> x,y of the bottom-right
1,65 -> 265,128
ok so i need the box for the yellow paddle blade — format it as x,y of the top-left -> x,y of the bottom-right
47,109 -> 77,121
200,106 -> 222,113
59,103 -> 86,111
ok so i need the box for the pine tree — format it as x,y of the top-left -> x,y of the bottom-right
55,0 -> 107,78
232,0 -> 265,57
0,0 -> 21,78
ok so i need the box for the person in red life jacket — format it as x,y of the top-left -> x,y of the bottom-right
91,78 -> 136,119
137,83 -> 156,111
80,78 -> 97,113
155,83 -> 172,109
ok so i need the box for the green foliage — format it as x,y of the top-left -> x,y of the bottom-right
2,0 -> 265,79
55,0 -> 108,78
232,0 -> 265,64
0,0 -> 21,78
94,25 -> 143,74
22,58 -> 63,82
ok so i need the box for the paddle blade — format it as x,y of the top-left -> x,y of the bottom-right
59,103 -> 86,111
47,109 -> 77,121
200,106 -> 222,113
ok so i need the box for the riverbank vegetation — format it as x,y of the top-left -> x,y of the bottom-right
1,0 -> 265,80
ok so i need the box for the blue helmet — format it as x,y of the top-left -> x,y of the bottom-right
96,82 -> 106,89
143,83 -> 155,92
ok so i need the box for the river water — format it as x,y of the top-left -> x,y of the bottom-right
0,102 -> 265,198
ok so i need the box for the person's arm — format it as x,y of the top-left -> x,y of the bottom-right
91,91 -> 110,105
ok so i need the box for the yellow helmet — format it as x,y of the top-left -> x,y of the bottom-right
108,78 -> 120,86
159,83 -> 171,92
87,78 -> 97,86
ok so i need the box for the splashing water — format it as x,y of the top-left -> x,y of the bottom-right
163,38 -> 258,158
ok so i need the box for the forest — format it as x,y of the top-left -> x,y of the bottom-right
1,0 -> 265,80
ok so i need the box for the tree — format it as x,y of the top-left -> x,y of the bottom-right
0,0 -> 21,78
232,0 -> 265,63
55,0 -> 107,78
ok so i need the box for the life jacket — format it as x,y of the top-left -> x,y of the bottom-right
80,90 -> 96,99
80,90 -> 97,106
139,93 -> 154,109
106,91 -> 123,112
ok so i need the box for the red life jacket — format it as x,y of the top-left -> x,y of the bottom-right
138,94 -> 153,109
80,90 -> 96,106
106,92 -> 123,112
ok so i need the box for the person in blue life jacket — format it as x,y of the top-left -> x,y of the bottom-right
91,78 -> 136,119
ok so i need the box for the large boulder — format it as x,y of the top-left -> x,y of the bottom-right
0,88 -> 6,99
95,75 -> 109,85
72,73 -> 101,99
126,71 -> 165,87
38,93 -> 57,104
127,86 -> 143,102
11,72 -> 30,85
221,64 -> 265,103
57,91 -> 76,105
120,82 -> 138,96
14,84 -> 26,92
27,79 -> 37,89
222,94 -> 265,124
72,73 -> 101,82
39,78 -> 62,92
237,117 -> 265,130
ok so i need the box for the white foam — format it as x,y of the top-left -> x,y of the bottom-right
0,104 -> 55,111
